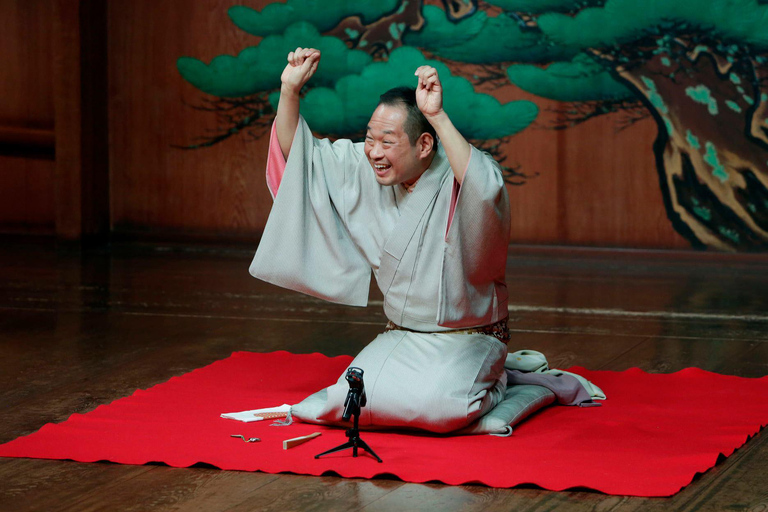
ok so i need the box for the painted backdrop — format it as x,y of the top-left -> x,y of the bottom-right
176,0 -> 768,251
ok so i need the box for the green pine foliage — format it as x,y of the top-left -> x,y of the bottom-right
485,0 -> 605,14
507,54 -> 633,101
177,0 -> 768,138
228,0 -> 400,36
269,47 -> 538,138
403,6 -> 576,63
177,23 -> 371,97
537,0 -> 768,49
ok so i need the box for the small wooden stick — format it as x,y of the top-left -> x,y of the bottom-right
283,432 -> 322,450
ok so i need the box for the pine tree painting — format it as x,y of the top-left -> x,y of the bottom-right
178,0 -> 768,251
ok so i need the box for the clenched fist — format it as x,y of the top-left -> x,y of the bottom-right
281,47 -> 321,94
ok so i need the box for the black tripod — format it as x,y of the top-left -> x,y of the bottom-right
315,367 -> 382,463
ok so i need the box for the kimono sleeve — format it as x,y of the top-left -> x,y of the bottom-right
249,116 -> 371,306
438,146 -> 511,326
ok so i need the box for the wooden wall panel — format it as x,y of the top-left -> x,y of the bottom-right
0,156 -> 55,234
557,115 -> 689,249
107,0 -> 693,249
52,0 -> 111,240
0,0 -> 55,234
0,0 -> 54,128
498,95 -> 562,245
109,0 -> 274,239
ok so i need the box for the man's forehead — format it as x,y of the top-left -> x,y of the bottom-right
367,104 -> 407,136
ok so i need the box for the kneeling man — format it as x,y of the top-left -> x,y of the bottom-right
250,47 -> 511,433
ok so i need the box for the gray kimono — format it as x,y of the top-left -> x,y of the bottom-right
250,117 -> 512,433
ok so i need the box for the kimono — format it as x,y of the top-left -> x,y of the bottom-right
249,116 -> 513,433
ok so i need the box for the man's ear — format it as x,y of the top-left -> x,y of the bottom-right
417,132 -> 435,158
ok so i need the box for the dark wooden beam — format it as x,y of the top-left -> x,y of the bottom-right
52,0 -> 109,241
0,125 -> 55,159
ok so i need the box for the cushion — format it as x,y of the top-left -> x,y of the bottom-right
455,384 -> 556,436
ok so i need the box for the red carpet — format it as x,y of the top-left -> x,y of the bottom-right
1,351 -> 767,497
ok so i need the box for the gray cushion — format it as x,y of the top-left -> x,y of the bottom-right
455,384 -> 556,436
292,383 -> 555,436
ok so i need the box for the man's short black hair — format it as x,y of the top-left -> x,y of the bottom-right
377,86 -> 437,148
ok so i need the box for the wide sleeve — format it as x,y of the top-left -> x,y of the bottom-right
249,116 -> 371,306
438,146 -> 511,327
264,121 -> 287,198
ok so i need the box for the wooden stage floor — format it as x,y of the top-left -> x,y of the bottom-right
1,239 -> 766,511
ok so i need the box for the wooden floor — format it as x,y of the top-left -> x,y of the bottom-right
1,238 -> 767,511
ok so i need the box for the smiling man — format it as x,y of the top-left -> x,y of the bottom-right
366,86 -> 437,188
249,47 -> 513,433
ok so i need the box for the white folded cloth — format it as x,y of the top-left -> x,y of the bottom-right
221,404 -> 292,423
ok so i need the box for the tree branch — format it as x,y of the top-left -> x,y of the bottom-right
471,137 -> 536,185
174,94 -> 274,149
546,98 -> 648,130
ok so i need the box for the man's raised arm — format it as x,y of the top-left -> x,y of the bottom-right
414,66 -> 471,185
275,47 -> 321,160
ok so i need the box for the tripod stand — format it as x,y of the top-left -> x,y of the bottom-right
315,367 -> 382,463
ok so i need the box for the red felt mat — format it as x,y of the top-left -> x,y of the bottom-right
1,351 -> 767,496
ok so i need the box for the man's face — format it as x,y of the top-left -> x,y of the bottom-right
364,104 -> 428,187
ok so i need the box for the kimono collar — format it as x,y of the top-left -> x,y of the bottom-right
377,144 -> 452,296
393,144 -> 450,205
403,180 -> 419,194
404,144 -> 451,196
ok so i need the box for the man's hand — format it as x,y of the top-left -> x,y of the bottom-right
415,65 -> 471,184
281,47 -> 321,94
275,48 -> 320,159
414,66 -> 444,119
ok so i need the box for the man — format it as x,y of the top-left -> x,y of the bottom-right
250,47 -> 513,434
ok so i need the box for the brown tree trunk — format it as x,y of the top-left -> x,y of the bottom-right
326,1 -> 426,57
617,49 -> 768,251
